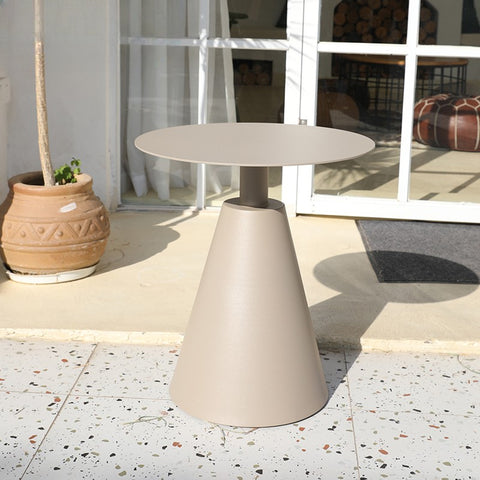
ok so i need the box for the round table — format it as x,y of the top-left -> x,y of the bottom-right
136,123 -> 374,427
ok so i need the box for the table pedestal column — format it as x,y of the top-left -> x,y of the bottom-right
239,166 -> 268,207
170,197 -> 328,427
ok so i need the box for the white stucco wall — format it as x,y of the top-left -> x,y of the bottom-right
1,0 -> 119,210
0,2 -> 9,201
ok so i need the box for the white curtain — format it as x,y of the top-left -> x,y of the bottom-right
124,0 -> 237,201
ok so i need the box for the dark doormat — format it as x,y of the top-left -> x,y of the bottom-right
356,220 -> 480,284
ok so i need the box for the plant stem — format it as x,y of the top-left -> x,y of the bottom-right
34,0 -> 55,187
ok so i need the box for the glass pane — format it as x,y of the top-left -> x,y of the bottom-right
324,0 -> 465,46
431,0 -> 480,46
206,48 -> 286,207
327,0 -> 409,44
227,0 -> 287,39
120,45 -> 198,207
120,0 -> 200,39
410,57 -> 480,203
234,49 -> 286,122
313,147 -> 399,199
323,53 -> 404,137
315,52 -> 399,199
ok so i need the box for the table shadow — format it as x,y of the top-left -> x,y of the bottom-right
310,252 -> 478,404
84,211 -> 191,276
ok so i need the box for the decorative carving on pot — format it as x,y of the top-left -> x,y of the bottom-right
0,171 -> 110,275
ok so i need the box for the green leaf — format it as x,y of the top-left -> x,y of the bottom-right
54,158 -> 82,185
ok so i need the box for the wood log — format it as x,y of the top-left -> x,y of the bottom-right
242,72 -> 256,86
378,7 -> 392,20
356,20 -> 370,35
333,25 -> 345,38
390,28 -> 402,42
393,8 -> 406,22
371,16 -> 383,28
238,63 -> 250,74
375,26 -> 388,40
383,0 -> 407,10
382,18 -> 393,31
331,0 -> 435,46
420,6 -> 431,22
347,9 -> 359,24
425,20 -> 437,34
359,6 -> 374,21
334,12 -> 346,26
337,2 -> 349,15
256,72 -> 270,86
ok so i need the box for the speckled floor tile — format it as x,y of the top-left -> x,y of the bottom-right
0,340 -> 96,395
72,346 -> 346,406
0,392 -> 64,479
72,344 -> 180,399
23,396 -> 358,479
353,410 -> 480,479
345,351 -> 480,415
319,351 -> 350,410
458,354 -> 480,376
4,340 -> 480,480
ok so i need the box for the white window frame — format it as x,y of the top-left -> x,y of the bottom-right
294,0 -> 480,223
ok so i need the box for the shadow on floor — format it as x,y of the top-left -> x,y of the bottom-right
0,267 -> 7,285
94,211 -> 192,275
311,252 -> 479,403
311,252 -> 478,349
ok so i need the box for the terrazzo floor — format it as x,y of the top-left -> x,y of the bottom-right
1,339 -> 479,480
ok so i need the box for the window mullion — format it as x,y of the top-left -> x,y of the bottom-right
397,0 -> 421,203
196,0 -> 209,209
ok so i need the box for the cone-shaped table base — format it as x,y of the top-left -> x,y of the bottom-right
170,199 -> 328,427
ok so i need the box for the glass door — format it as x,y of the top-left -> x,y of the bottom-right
119,0 -> 305,210
295,0 -> 480,223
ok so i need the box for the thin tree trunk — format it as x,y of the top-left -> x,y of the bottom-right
34,0 -> 55,186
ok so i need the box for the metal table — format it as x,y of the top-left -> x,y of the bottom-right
136,123 -> 374,427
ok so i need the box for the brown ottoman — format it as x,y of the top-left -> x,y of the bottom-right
413,93 -> 480,152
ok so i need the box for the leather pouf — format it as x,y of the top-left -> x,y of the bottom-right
413,93 -> 480,151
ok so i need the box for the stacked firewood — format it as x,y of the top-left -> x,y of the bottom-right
332,0 -> 437,44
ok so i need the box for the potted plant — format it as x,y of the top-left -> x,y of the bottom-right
0,0 -> 109,284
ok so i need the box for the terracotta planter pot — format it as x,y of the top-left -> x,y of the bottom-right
0,171 -> 109,276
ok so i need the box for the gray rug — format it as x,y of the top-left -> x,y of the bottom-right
357,220 -> 480,284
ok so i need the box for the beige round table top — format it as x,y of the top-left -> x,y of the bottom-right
135,123 -> 375,167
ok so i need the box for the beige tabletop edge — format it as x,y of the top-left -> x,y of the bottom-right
135,123 -> 375,168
